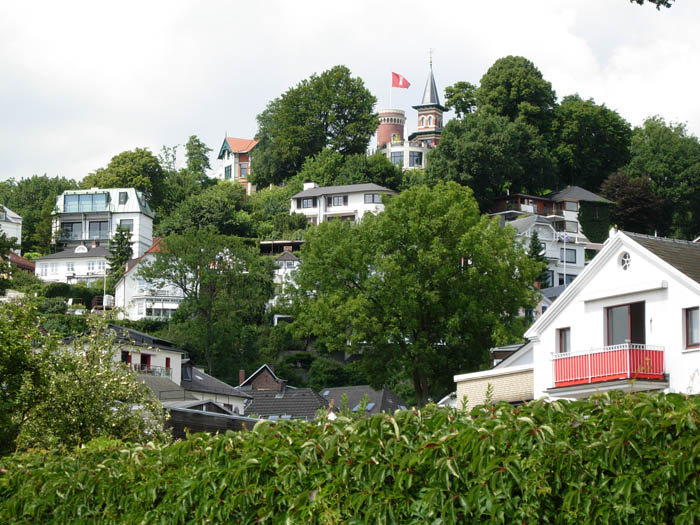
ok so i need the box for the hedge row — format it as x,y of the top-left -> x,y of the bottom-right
2,392 -> 700,523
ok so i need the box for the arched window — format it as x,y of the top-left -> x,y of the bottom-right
420,117 -> 425,127
428,116 -> 433,127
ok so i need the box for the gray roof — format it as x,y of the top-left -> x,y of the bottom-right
109,324 -> 186,353
541,284 -> 567,300
276,251 -> 299,262
508,214 -> 552,235
413,67 -> 446,110
0,205 -> 22,223
137,376 -> 197,401
181,365 -> 251,399
319,385 -> 407,415
246,387 -> 329,421
56,188 -> 154,218
37,244 -> 110,260
291,183 -> 394,199
162,399 -> 234,414
548,186 -> 613,204
627,232 -> 700,285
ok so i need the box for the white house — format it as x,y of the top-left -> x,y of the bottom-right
53,188 -> 154,258
35,243 -> 110,286
215,137 -> 258,195
269,249 -> 300,308
290,182 -> 395,225
0,205 -> 22,254
114,237 -> 184,321
524,229 -> 700,400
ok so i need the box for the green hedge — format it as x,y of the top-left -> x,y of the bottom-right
2,392 -> 700,523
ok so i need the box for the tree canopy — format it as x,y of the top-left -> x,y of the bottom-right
288,183 -> 540,405
251,65 -> 378,186
600,171 -> 665,235
82,148 -> 165,211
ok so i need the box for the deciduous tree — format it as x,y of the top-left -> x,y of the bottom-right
288,183 -> 540,405
444,81 -> 477,119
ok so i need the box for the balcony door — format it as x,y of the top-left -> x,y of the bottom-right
606,302 -> 645,345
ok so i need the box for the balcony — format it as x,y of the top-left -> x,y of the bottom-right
553,344 -> 665,388
132,364 -> 172,378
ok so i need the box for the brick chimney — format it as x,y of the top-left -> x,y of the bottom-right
283,245 -> 292,252
239,369 -> 246,385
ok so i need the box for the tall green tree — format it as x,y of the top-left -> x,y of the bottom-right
288,183 -> 540,405
251,65 -> 378,186
137,228 -> 274,382
82,148 -> 165,211
600,172 -> 665,235
0,175 -> 78,254
156,181 -> 253,237
425,113 -> 556,210
527,231 -> 550,285
625,116 -> 700,238
106,226 -> 133,292
475,55 -> 557,136
184,135 -> 213,175
444,81 -> 477,119
552,95 -> 632,190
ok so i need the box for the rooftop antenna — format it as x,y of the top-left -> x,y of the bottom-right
429,48 -> 433,69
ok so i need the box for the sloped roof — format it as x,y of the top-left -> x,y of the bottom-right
162,399 -> 233,414
413,67 -> 446,111
108,324 -> 186,353
137,376 -> 197,401
508,214 -> 553,235
119,237 -> 163,280
218,137 -> 259,159
548,186 -> 613,204
541,284 -> 567,300
239,363 -> 284,390
291,183 -> 395,199
182,365 -> 251,399
9,252 -> 35,272
1,205 -> 22,223
627,232 -> 700,285
246,388 -> 329,420
276,251 -> 299,262
36,244 -> 110,260
319,385 -> 407,415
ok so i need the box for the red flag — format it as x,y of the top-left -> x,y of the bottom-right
391,72 -> 411,89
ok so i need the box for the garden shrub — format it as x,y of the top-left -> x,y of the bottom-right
2,391 -> 700,523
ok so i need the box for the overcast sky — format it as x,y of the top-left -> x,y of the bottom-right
0,1 -> 696,182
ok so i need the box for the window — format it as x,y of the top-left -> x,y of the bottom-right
558,273 -> 576,286
565,221 -> 578,233
544,270 -> 554,287
391,152 -> 403,166
428,116 -> 433,126
557,328 -> 570,353
77,193 -> 108,212
330,195 -> 346,207
119,219 -> 133,232
606,302 -> 645,346
60,222 -> 82,240
686,307 -> 699,348
137,300 -> 144,315
88,261 -> 95,272
560,248 -> 576,264
300,198 -> 315,209
49,262 -> 58,275
240,163 -> 248,178
285,260 -> 296,269
98,260 -> 106,272
409,151 -> 423,167
66,262 -> 75,273
564,201 -> 578,212
39,263 -> 47,276
224,165 -> 232,180
420,117 -> 425,127
64,194 -> 80,213
619,252 -> 631,270
118,191 -> 128,205
364,193 -> 382,204
121,351 -> 131,364
89,221 -> 109,239
166,357 -> 171,370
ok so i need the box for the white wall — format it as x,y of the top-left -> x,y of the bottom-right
529,234 -> 700,398
291,190 -> 389,224
115,346 -> 182,386
0,219 -> 21,254
36,257 -> 109,285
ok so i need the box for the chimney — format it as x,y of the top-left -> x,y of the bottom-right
303,180 -> 318,191
283,245 -> 292,252
239,368 -> 246,385
92,240 -> 98,248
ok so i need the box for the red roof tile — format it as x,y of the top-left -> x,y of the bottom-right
225,137 -> 259,153
8,252 -> 35,272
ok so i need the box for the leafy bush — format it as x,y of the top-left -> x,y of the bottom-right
2,392 -> 700,523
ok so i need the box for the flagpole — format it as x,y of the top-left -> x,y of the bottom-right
389,72 -> 392,109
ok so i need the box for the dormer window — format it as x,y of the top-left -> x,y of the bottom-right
119,192 -> 128,205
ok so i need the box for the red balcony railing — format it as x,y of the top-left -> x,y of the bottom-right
553,344 -> 664,388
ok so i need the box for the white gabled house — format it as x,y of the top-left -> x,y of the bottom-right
290,182 -> 395,225
114,238 -> 184,321
0,204 -> 22,253
525,229 -> 700,399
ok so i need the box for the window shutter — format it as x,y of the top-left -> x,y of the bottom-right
312,197 -> 317,208
343,195 -> 348,206
327,197 -> 332,207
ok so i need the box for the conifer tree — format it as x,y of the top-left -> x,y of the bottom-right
106,226 -> 133,292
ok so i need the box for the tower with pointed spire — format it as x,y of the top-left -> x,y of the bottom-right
375,58 -> 447,170
408,61 -> 446,148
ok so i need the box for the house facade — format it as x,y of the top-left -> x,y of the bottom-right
0,205 -> 22,254
493,186 -> 613,287
35,244 -> 110,285
215,137 -> 258,194
524,229 -> 700,400
290,182 -> 395,225
114,238 -> 185,321
53,188 -> 154,258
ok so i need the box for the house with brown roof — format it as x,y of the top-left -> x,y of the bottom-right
216,136 -> 259,194
114,237 -> 184,321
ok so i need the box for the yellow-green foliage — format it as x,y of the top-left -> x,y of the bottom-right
2,391 -> 700,523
